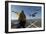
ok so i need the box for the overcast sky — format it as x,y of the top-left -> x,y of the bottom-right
11,5 -> 41,20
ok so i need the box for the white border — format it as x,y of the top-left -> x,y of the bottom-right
8,3 -> 44,32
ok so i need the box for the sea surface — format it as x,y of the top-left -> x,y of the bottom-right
11,19 -> 41,28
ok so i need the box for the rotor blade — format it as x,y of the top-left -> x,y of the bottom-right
33,12 -> 37,14
12,11 -> 17,13
32,12 -> 37,17
32,14 -> 35,17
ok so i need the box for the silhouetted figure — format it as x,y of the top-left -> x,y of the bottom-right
18,10 -> 26,28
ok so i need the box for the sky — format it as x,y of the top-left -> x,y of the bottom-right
11,5 -> 41,20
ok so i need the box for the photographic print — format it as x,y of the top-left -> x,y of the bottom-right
5,1 -> 45,33
11,5 -> 41,28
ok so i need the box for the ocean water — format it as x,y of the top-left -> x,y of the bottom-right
11,19 -> 41,28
